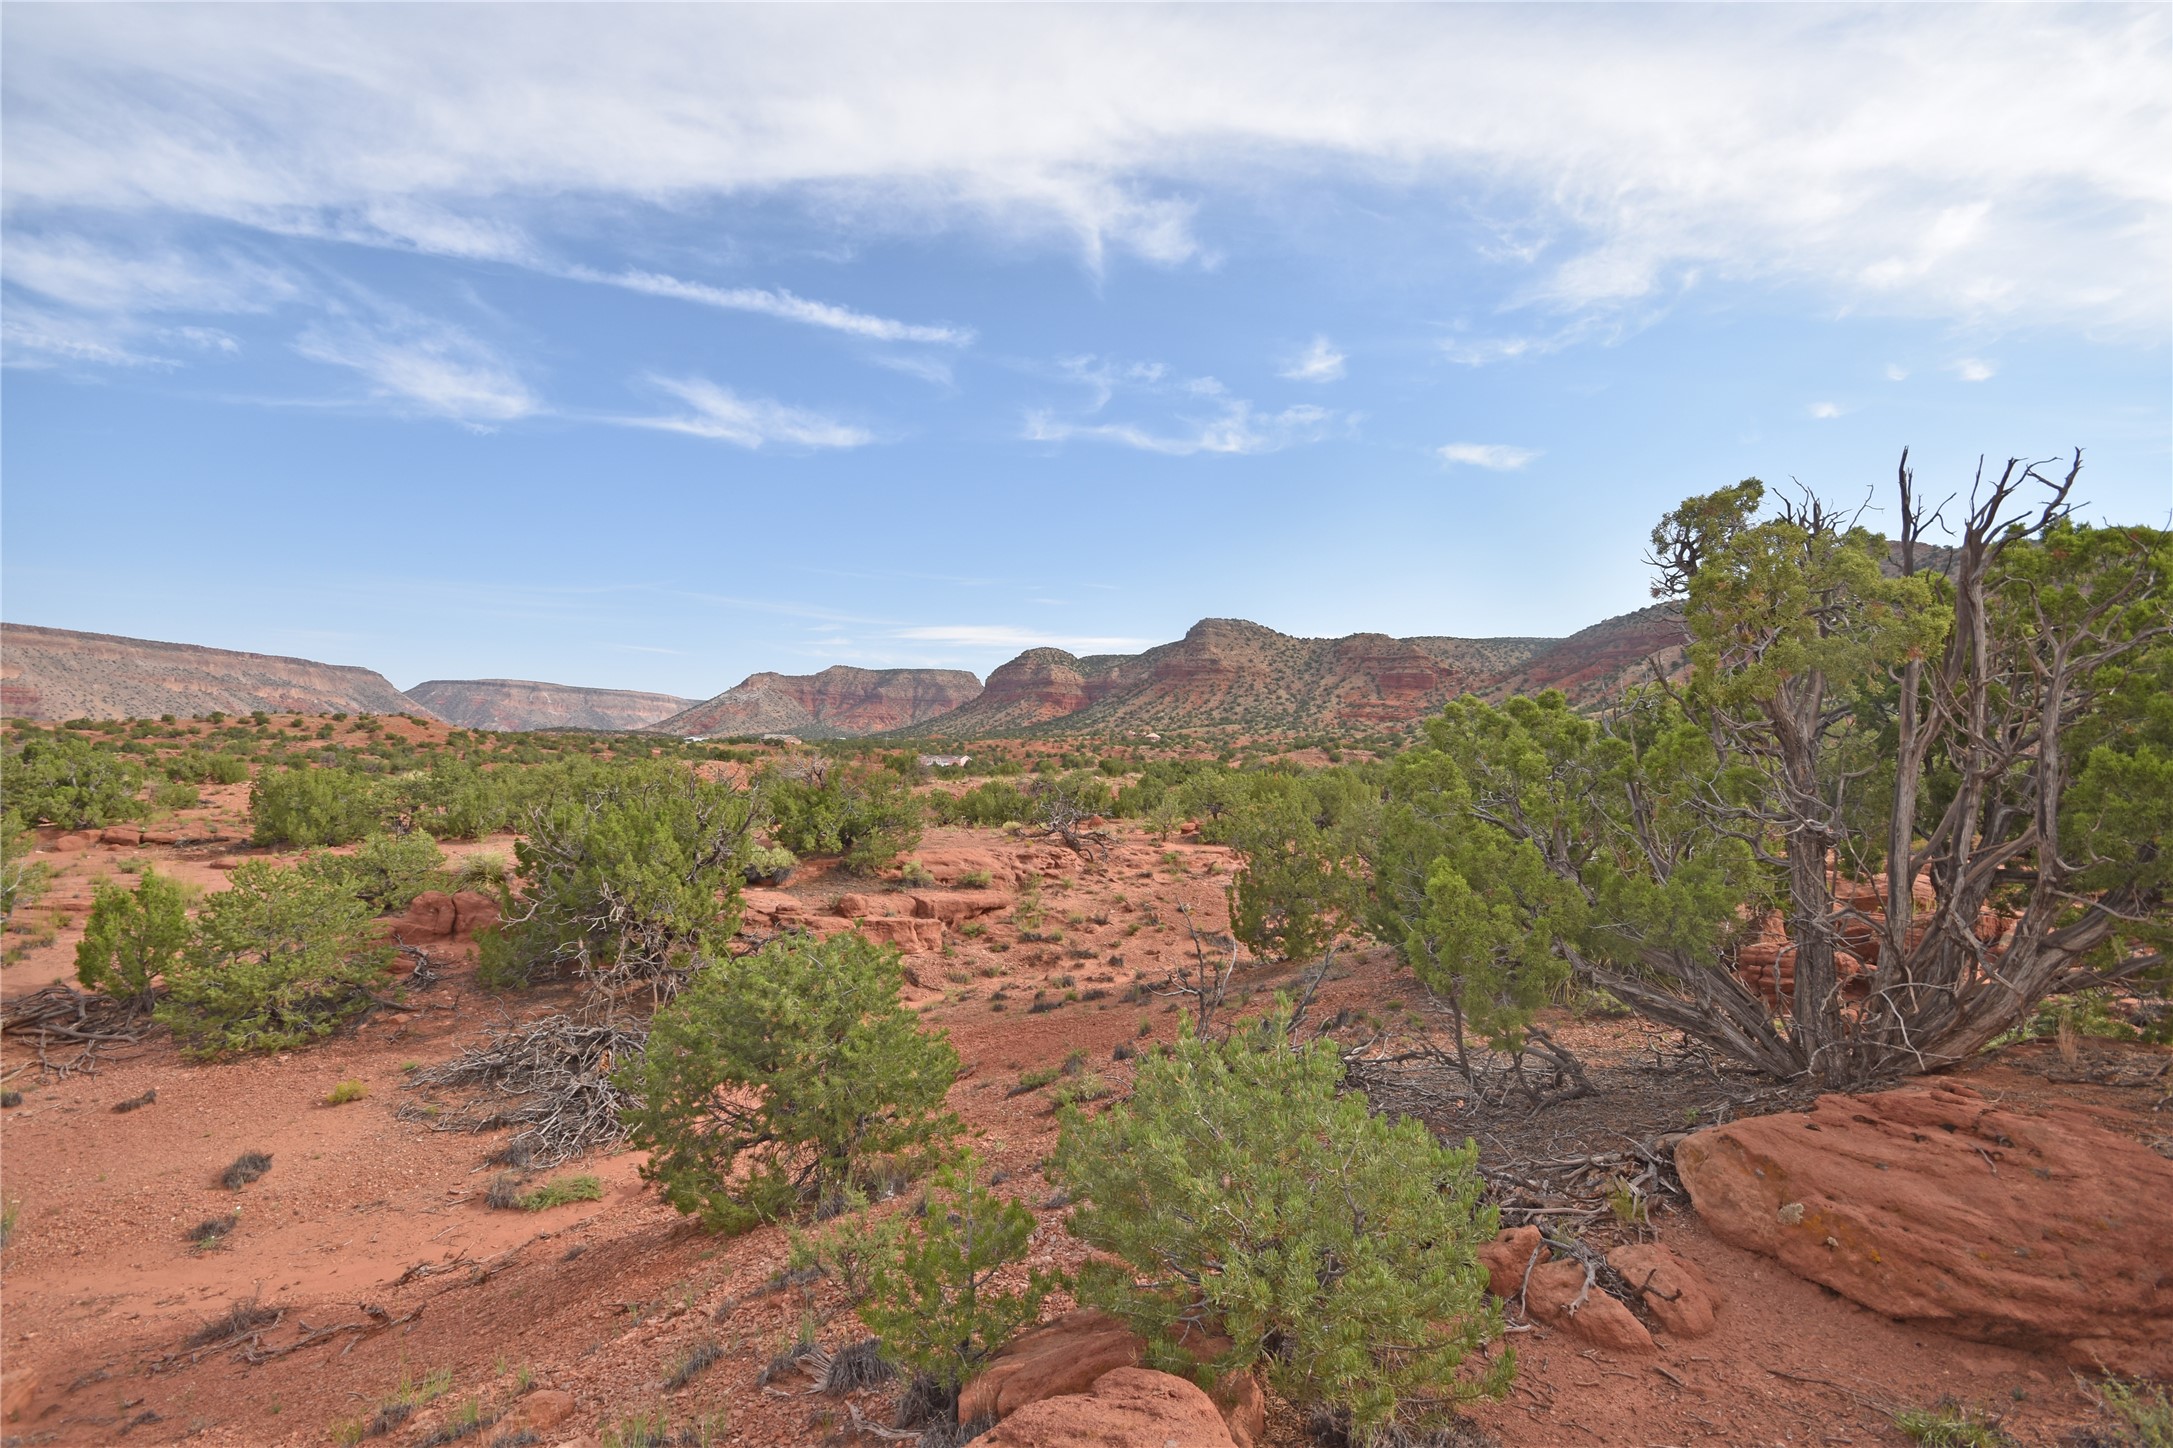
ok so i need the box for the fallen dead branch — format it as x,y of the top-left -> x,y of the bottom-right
0,982 -> 157,1082
401,1012 -> 643,1167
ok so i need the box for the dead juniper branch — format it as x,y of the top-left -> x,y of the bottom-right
181,1298 -> 277,1350
1022,778 -> 1114,861
1157,902 -> 1240,1037
0,981 -> 157,1082
404,1013 -> 644,1168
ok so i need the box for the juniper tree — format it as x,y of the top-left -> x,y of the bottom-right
76,867 -> 192,1012
620,932 -> 959,1234
1380,452 -> 2170,1085
1055,1016 -> 1507,1439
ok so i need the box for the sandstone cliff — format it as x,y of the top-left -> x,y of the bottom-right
405,679 -> 699,733
655,666 -> 984,739
0,623 -> 432,721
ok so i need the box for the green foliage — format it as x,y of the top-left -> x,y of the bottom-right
250,766 -> 383,847
1219,770 -> 1373,964
4,732 -> 145,827
621,932 -> 959,1234
1055,1015 -> 1507,1437
325,1079 -> 368,1105
928,779 -> 1035,828
743,842 -> 798,884
157,859 -> 393,1056
2093,1377 -> 2173,1447
75,867 -> 192,1009
163,750 -> 252,785
762,762 -> 923,874
481,760 -> 755,989
1,811 -> 50,919
1891,1401 -> 2011,1447
518,1174 -> 603,1210
150,779 -> 202,811
310,831 -> 447,913
857,1153 -> 1057,1392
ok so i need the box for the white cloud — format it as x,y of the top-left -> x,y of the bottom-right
1885,363 -> 1909,381
1437,442 -> 1539,470
294,314 -> 537,424
1,5 -> 2160,334
1280,336 -> 1347,383
868,352 -> 955,387
1026,401 -> 1340,457
1953,357 -> 1997,382
589,269 -> 973,346
626,376 -> 872,449
1808,401 -> 1844,419
893,624 -> 1154,652
2,233 -> 298,315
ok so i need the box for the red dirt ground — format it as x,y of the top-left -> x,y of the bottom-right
2,815 -> 2162,1447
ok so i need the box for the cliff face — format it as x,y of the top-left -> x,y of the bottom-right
404,679 -> 698,733
655,666 -> 984,739
916,619 -> 1572,736
1484,603 -> 1689,704
0,623 -> 433,721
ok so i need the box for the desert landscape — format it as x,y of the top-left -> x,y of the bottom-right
6,7 -> 2169,1448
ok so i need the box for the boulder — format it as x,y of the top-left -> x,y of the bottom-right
1607,1242 -> 1720,1338
960,1309 -> 1140,1425
1476,1225 -> 1544,1299
909,849 -> 1027,887
1208,1369 -> 1265,1448
1525,1260 -> 1655,1353
852,916 -> 943,952
908,889 -> 1012,924
1677,1083 -> 2173,1375
833,892 -> 906,919
52,830 -> 99,853
99,825 -> 143,846
980,1368 -> 1236,1448
450,890 -> 500,937
500,1389 -> 575,1434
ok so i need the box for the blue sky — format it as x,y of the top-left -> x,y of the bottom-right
4,4 -> 2168,699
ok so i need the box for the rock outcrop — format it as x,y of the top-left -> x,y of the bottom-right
1677,1083 -> 2173,1374
962,1310 -> 1263,1448
980,1367 -> 1237,1448
1482,602 -> 1689,706
0,623 -> 432,721
656,666 -> 983,739
404,679 -> 697,733
914,618 -> 1571,737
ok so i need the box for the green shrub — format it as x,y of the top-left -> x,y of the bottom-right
3,733 -> 145,827
928,780 -> 1035,829
762,762 -> 922,874
157,859 -> 393,1056
479,760 -> 756,989
451,851 -> 511,892
165,751 -> 251,785
151,780 -> 202,811
310,831 -> 447,914
620,932 -> 959,1234
518,1174 -> 603,1211
1,811 -> 50,920
250,766 -> 383,847
857,1153 -> 1056,1393
75,867 -> 192,1010
742,842 -> 797,885
325,1079 -> 368,1105
1054,1015 -> 1508,1438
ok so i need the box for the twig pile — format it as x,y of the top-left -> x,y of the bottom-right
401,1013 -> 643,1167
1480,1139 -> 1687,1229
0,982 -> 156,1082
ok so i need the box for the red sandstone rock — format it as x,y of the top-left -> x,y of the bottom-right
1477,1225 -> 1544,1299
959,1309 -> 1141,1424
2,1366 -> 36,1423
1607,1242 -> 1720,1338
907,888 -> 1011,923
449,890 -> 500,937
833,891 -> 905,918
1525,1259 -> 1656,1353
852,916 -> 943,952
51,831 -> 97,853
396,891 -> 459,939
500,1388 -> 575,1433
980,1367 -> 1237,1448
1677,1083 -> 2173,1375
99,825 -> 143,846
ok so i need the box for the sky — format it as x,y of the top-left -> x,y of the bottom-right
3,4 -> 2168,700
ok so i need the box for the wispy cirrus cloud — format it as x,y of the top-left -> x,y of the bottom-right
1437,442 -> 1539,471
624,375 -> 872,449
1279,336 -> 1346,383
1026,400 -> 1340,457
584,268 -> 974,346
1953,358 -> 1997,382
293,311 -> 537,424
